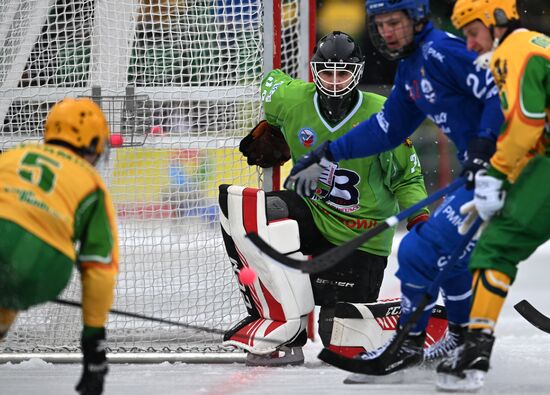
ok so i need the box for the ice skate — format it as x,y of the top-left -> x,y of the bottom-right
436,330 -> 495,392
245,346 -> 304,367
424,323 -> 467,362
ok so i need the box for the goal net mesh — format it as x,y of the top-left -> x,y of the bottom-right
0,0 -> 309,355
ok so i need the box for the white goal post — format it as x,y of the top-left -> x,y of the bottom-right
0,0 -> 314,362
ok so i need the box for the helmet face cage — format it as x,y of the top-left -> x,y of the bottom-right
367,17 -> 415,61
311,61 -> 364,98
366,0 -> 429,61
310,31 -> 365,99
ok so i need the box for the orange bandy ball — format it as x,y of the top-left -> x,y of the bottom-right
238,267 -> 257,285
110,134 -> 123,147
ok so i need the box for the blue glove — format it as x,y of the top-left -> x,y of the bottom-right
284,141 -> 334,198
460,137 -> 495,189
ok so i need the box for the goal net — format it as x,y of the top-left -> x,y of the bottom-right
0,0 -> 313,361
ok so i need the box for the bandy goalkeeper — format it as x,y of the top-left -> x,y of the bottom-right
0,98 -> 118,395
219,31 -> 430,366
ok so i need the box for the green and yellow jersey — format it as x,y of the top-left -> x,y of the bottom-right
0,143 -> 118,327
261,70 -> 428,256
489,30 -> 550,182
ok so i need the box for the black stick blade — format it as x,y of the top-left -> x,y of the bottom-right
318,348 -> 386,375
514,300 -> 550,334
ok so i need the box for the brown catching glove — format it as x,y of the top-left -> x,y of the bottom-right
239,120 -> 291,168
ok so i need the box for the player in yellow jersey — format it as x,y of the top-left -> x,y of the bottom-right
0,98 -> 119,395
436,0 -> 550,391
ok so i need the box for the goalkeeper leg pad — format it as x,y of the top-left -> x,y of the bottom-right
220,185 -> 314,356
327,300 -> 447,384
327,300 -> 448,359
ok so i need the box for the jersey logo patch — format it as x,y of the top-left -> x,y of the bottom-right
530,35 -> 550,49
492,58 -> 508,90
422,41 -> 445,63
263,82 -> 283,103
421,77 -> 437,103
298,128 -> 317,148
405,80 -> 421,101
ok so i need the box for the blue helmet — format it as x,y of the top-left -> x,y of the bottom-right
366,0 -> 430,22
365,0 -> 430,60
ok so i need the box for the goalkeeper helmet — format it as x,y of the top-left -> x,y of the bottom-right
452,0 -> 519,30
44,98 -> 110,157
366,0 -> 430,60
310,31 -> 365,124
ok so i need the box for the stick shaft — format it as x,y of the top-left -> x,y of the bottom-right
53,298 -> 226,335
248,177 -> 466,273
389,217 -> 482,354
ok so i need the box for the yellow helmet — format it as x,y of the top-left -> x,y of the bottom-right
452,0 -> 519,30
44,98 -> 110,156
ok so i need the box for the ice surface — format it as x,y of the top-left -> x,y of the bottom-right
2,237 -> 549,395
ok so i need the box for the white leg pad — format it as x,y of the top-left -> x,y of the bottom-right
328,299 -> 448,358
222,186 -> 314,354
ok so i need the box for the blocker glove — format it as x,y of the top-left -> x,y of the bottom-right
76,327 -> 108,395
284,141 -> 334,198
460,137 -> 495,189
239,120 -> 291,168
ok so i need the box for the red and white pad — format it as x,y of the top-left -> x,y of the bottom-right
221,186 -> 314,354
328,299 -> 448,358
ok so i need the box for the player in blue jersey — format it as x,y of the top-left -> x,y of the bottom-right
284,0 -> 504,376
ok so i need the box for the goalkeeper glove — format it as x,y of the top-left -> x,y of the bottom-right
284,141 -> 334,198
76,327 -> 108,395
460,137 -> 495,189
239,120 -> 291,168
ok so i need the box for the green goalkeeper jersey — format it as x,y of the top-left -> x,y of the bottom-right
261,69 -> 429,256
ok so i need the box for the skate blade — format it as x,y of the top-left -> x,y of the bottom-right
344,370 -> 405,385
245,347 -> 304,367
436,370 -> 486,392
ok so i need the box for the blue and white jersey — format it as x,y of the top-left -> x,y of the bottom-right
330,22 -> 503,163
